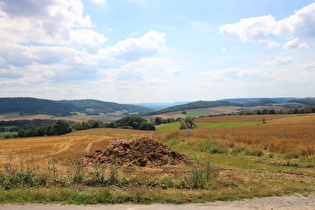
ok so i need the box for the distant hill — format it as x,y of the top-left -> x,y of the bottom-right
144,100 -> 242,116
0,98 -> 76,116
222,97 -> 295,104
59,99 -> 153,114
0,97 -> 153,116
242,99 -> 277,107
289,98 -> 315,106
132,101 -> 191,110
143,97 -> 315,116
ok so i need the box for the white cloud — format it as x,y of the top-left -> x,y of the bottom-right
0,0 -> 95,45
101,31 -> 167,61
268,41 -> 280,48
283,38 -> 309,50
199,68 -> 270,82
300,63 -> 315,71
257,56 -> 292,66
219,15 -> 278,43
277,3 -> 315,37
90,0 -> 106,4
219,3 -> 315,46
112,57 -> 172,81
167,66 -> 185,74
221,48 -> 228,52
70,29 -> 108,53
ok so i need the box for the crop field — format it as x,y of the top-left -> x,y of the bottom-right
0,112 -> 131,122
0,114 -> 314,204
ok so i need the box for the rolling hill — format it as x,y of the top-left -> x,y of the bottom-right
0,97 -> 153,116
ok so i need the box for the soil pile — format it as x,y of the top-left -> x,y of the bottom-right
78,137 -> 195,167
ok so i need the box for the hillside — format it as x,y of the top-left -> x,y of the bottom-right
0,97 -> 153,116
143,98 -> 314,117
0,97 -> 77,116
59,99 -> 153,114
144,100 -> 242,116
222,97 -> 295,104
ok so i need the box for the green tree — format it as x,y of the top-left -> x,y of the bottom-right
72,122 -> 83,131
53,120 -> 71,135
115,115 -> 155,130
179,116 -> 197,130
18,129 -> 25,137
154,117 -> 163,125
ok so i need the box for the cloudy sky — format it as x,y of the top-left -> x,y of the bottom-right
0,0 -> 314,103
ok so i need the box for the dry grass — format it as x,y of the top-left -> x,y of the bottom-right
192,114 -> 315,156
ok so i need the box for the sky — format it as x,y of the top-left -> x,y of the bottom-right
0,0 -> 315,103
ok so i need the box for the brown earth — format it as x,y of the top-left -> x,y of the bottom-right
77,137 -> 196,167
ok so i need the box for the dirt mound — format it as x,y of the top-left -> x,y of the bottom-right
78,137 -> 196,167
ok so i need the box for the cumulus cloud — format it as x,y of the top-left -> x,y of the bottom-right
112,57 -> 172,81
70,29 -> 108,53
283,38 -> 309,50
0,0 -> 99,46
256,56 -> 292,66
268,41 -> 280,48
167,66 -> 185,75
199,68 -> 270,82
102,31 -> 167,61
219,3 -> 315,46
277,3 -> 315,37
219,15 -> 277,43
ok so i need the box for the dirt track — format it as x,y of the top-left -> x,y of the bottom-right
1,194 -> 314,209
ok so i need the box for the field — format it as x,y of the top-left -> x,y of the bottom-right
0,114 -> 314,204
0,111 -> 131,122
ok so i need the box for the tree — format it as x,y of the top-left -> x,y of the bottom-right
154,117 -> 163,125
53,120 -> 71,135
115,115 -> 156,130
179,116 -> 197,130
72,122 -> 83,131
18,129 -> 25,137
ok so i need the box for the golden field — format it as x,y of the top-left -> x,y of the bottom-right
1,114 -> 314,168
0,113 -> 314,204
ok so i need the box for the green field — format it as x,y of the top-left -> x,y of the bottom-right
186,111 -> 208,117
0,132 -> 18,139
156,121 -> 260,131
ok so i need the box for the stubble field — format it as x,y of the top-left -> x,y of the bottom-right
0,114 -> 314,204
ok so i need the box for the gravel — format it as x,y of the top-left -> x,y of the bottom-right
1,194 -> 314,210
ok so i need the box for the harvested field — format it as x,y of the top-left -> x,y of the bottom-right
0,114 -> 314,204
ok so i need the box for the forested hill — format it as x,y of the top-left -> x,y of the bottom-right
144,100 -> 242,116
0,98 -> 76,116
0,98 -> 153,116
59,99 -> 153,114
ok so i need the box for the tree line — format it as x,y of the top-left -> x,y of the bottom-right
233,106 -> 315,116
2,115 -> 156,139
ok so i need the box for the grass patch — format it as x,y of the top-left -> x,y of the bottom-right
157,121 -> 260,131
187,111 -> 208,117
0,132 -> 18,139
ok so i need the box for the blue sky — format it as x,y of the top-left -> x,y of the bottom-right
0,0 -> 314,103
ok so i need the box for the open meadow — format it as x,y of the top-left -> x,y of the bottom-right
0,114 -> 314,204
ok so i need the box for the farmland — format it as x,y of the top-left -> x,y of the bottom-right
0,114 -> 314,204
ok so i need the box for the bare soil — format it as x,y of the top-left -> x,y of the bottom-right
77,137 -> 196,167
